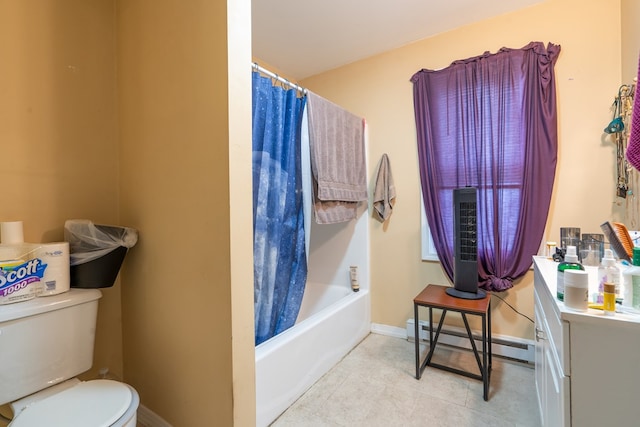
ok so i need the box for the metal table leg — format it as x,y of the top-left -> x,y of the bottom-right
414,302 -> 420,379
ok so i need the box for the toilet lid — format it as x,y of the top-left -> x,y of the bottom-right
11,380 -> 132,427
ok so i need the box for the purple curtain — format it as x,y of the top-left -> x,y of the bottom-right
411,42 -> 560,291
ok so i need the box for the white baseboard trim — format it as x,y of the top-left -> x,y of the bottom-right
137,404 -> 173,427
370,322 -> 407,339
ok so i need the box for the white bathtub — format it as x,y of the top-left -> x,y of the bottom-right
255,282 -> 371,426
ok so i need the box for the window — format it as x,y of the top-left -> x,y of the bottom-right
421,194 -> 438,261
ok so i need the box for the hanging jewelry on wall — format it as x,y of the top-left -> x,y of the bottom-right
605,84 -> 634,198
607,81 -> 638,228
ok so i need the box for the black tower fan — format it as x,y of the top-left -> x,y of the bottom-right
446,187 -> 486,300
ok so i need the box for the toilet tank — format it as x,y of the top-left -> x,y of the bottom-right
0,289 -> 102,405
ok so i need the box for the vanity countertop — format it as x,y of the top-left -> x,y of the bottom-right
533,256 -> 640,329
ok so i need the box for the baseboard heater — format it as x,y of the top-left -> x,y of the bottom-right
406,318 -> 535,365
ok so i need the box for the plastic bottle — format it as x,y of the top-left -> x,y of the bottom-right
622,247 -> 640,310
597,249 -> 621,303
557,245 -> 584,301
603,282 -> 616,316
564,269 -> 589,311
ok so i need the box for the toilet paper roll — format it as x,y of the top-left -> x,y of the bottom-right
1,221 -> 24,245
37,242 -> 70,296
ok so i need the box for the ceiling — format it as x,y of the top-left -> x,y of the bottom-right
252,0 -> 544,80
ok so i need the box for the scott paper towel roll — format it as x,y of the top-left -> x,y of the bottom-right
1,221 -> 24,244
37,242 -> 70,296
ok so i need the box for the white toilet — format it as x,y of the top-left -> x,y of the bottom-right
0,289 -> 139,426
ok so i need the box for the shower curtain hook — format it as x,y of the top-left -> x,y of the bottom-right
273,73 -> 282,88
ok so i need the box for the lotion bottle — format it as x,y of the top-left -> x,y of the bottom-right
557,245 -> 584,301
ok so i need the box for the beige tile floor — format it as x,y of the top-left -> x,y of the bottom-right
272,333 -> 541,427
1,333 -> 540,427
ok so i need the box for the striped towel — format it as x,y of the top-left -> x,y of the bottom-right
307,91 -> 367,224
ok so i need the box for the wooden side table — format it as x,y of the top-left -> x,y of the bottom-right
413,284 -> 492,401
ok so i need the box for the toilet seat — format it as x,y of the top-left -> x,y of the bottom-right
10,380 -> 132,427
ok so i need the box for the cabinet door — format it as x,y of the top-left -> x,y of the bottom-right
534,299 -> 546,422
544,338 -> 569,427
535,291 -> 569,427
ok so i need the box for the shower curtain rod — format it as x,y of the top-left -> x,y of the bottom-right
252,62 -> 307,94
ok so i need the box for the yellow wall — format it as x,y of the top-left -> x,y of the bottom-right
117,1 -> 253,426
622,0 -> 640,83
0,0 -> 122,379
1,1 -> 254,426
301,0 -> 630,340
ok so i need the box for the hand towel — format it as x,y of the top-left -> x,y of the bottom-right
373,154 -> 396,222
626,54 -> 640,170
306,91 -> 367,224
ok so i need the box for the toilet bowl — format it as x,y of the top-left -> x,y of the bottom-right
9,378 -> 139,427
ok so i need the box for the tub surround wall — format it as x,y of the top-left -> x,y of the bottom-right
306,205 -> 370,289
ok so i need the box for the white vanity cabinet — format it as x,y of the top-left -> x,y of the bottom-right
533,256 -> 640,426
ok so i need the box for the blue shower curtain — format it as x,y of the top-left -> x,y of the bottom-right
252,71 -> 307,346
